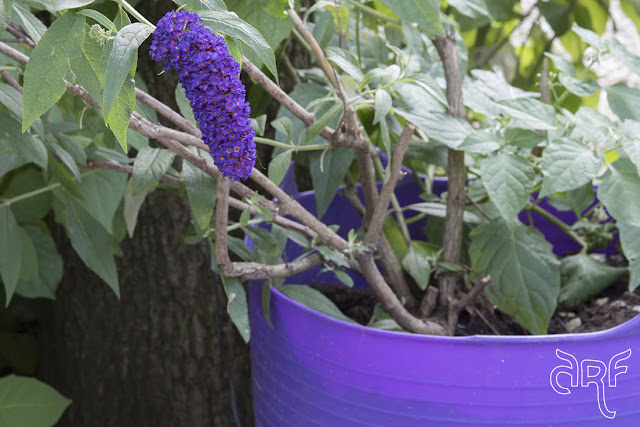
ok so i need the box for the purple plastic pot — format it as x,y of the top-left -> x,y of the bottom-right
249,175 -> 637,425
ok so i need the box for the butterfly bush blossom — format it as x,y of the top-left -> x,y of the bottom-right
150,10 -> 256,180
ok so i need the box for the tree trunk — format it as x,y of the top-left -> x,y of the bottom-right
38,189 -> 253,427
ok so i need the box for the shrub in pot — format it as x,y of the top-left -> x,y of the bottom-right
3,0 -> 640,425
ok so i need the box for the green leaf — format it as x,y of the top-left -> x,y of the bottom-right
183,148 -> 217,230
268,149 -> 292,186
305,102 -> 342,143
221,276 -> 250,342
402,242 -> 434,289
333,269 -> 354,288
538,1 -> 570,36
15,225 -> 62,299
504,128 -> 545,149
448,0 -> 490,19
2,134 -> 47,170
261,282 -> 272,327
622,136 -> 640,176
10,3 -> 47,43
47,153 -> 83,199
77,170 -> 127,234
3,168 -> 51,223
597,159 -> 640,227
50,0 -> 95,11
0,375 -> 71,427
46,138 -> 79,179
243,227 -> 281,256
571,22 -> 604,49
458,130 -> 501,154
373,89 -> 392,125
310,147 -> 354,219
22,11 -> 85,132
17,227 -> 38,284
558,74 -> 599,97
62,194 -> 120,297
102,23 -> 152,116
123,178 -> 150,238
77,9 -> 117,33
559,253 -> 627,305
398,110 -> 472,149
199,10 -> 278,83
606,83 -> 640,122
544,52 -> 576,75
326,47 -> 363,82
105,72 -> 135,152
540,138 -> 600,197
278,285 -> 357,324
496,98 -> 557,130
618,223 -> 640,291
469,218 -> 560,334
377,0 -> 442,36
0,82 -> 44,138
0,207 -> 21,303
131,147 -> 175,195
481,153 -> 534,221
225,0 -> 290,50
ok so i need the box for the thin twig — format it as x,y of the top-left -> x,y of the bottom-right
1,70 -> 22,93
135,89 -> 201,137
364,124 -> 414,247
215,177 -> 233,271
447,275 -> 491,334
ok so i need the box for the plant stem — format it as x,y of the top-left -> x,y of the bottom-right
117,0 -> 155,28
0,169 -> 98,208
528,203 -> 587,250
254,136 -> 330,151
342,0 -> 401,25
372,154 -> 412,246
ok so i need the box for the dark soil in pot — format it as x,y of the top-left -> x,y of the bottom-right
312,276 -> 640,336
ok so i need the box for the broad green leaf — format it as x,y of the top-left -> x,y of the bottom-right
333,269 -> 354,288
325,4 -> 349,35
402,241 -> 434,289
268,149 -> 292,186
17,228 -> 38,284
598,158 -> 640,227
62,194 -> 119,297
3,168 -> 51,223
278,285 -> 357,324
261,282 -> 272,327
504,128 -> 545,149
50,0 -> 95,11
22,11 -> 85,132
123,178 -> 150,238
77,169 -> 127,233
618,223 -> 640,291
225,0 -> 290,50
377,0 -> 442,36
398,110 -> 472,149
606,83 -> 640,122
0,83 -> 44,137
131,147 -> 175,195
310,147 -> 354,219
199,10 -> 278,82
458,130 -> 500,154
571,106 -> 615,144
77,9 -> 117,33
2,134 -> 47,170
558,74 -> 599,97
571,22 -> 604,49
221,276 -> 250,343
326,47 -> 363,82
404,202 -> 483,224
538,1 -> 570,36
469,218 -> 560,334
540,138 -> 600,197
448,0 -> 490,19
622,137 -> 640,175
373,89 -> 392,124
0,375 -> 71,427
105,74 -> 135,152
496,98 -> 557,130
305,102 -> 342,143
0,0 -> 8,32
45,139 -> 79,179
11,3 -> 47,43
559,254 -> 627,305
316,246 -> 349,268
0,207 -> 21,303
544,52 -> 576,75
15,225 -> 62,299
47,153 -> 83,199
481,153 -> 534,221
182,0 -> 227,11
183,148 -> 217,230
102,23 -> 152,116
244,227 -> 281,256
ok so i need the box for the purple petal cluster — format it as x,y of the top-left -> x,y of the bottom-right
150,10 -> 256,181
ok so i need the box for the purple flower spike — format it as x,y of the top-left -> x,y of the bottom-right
150,10 -> 256,181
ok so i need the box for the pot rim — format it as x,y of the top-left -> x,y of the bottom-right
268,283 -> 640,343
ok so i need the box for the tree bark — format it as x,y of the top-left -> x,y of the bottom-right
38,189 -> 253,427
